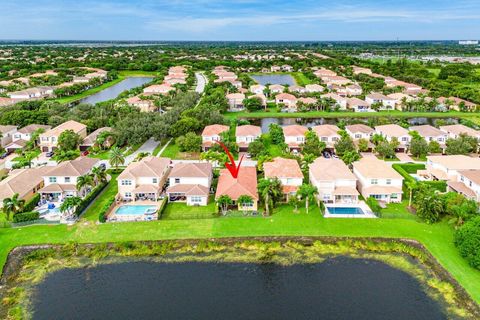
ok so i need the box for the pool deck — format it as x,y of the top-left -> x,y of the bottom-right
108,200 -> 161,222
324,201 -> 376,218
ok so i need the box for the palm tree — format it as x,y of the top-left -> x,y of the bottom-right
405,180 -> 418,208
216,195 -> 233,215
109,146 -> 125,170
238,195 -> 253,215
60,196 -> 82,217
2,193 -> 25,220
76,174 -> 95,197
257,178 -> 282,216
297,184 -> 318,214
91,166 -> 107,185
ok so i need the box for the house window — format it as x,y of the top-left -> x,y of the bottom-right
332,137 -> 339,141
191,196 -> 202,203
371,179 -> 378,185
65,177 -> 71,183
125,192 -> 132,198
121,180 -> 132,186
391,193 -> 398,199
175,178 -> 180,184
152,178 -> 158,184
49,177 -> 57,183
401,137 -> 408,142
321,137 -> 328,142
355,134 -> 361,139
386,179 -> 391,185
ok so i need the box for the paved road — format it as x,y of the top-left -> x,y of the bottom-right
124,137 -> 161,164
195,72 -> 207,94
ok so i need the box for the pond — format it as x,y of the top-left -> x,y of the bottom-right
248,117 -> 460,133
32,257 -> 446,320
250,74 -> 296,86
78,76 -> 154,105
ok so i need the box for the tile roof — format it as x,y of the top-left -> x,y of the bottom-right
236,125 -> 261,137
264,157 -> 303,179
215,166 -> 258,200
118,156 -> 171,180
353,157 -> 403,179
168,162 -> 212,178
346,124 -> 374,134
46,157 -> 99,177
310,157 -> 357,181
282,125 -> 307,137
201,124 -> 229,136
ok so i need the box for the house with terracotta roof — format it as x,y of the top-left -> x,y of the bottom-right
310,158 -> 359,204
12,124 -> 51,142
353,157 -> 403,203
126,96 -> 156,112
250,84 -> 265,95
297,97 -> 317,106
345,124 -> 374,141
312,125 -> 340,150
263,157 -> 303,199
321,93 -> 348,110
387,93 -> 415,110
409,125 -> 447,150
275,93 -> 297,111
347,98 -> 371,112
305,84 -> 324,93
39,157 -> 100,201
215,166 -> 258,211
226,93 -> 245,111
236,125 -> 262,151
269,84 -> 285,94
117,156 -> 171,202
0,166 -> 53,206
425,155 -> 480,181
166,162 -> 213,206
201,124 -> 229,151
366,93 -> 396,110
337,84 -> 362,96
143,84 -> 175,95
313,68 -> 337,78
439,124 -> 480,139
288,85 -> 306,94
39,120 -> 87,152
323,75 -> 351,86
374,124 -> 411,152
282,125 -> 308,152
448,170 -> 480,202
438,97 -> 477,112
80,127 -> 112,151
352,66 -> 372,75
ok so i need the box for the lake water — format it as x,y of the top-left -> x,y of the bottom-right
79,76 -> 154,105
250,74 -> 296,86
249,117 -> 459,133
32,257 -> 446,320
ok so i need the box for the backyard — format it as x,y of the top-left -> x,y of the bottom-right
161,197 -> 217,220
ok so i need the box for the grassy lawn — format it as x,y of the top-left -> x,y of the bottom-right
427,68 -> 441,76
225,109 -> 479,120
160,142 -> 179,158
88,149 -> 111,160
291,72 -> 312,86
12,149 -> 41,162
162,198 -> 217,220
80,174 -> 119,221
380,200 -> 416,219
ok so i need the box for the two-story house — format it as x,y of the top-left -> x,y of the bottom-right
201,124 -> 229,151
409,125 -> 447,152
282,125 -> 308,152
250,84 -> 265,95
236,125 -> 262,152
312,125 -> 340,151
117,156 -> 171,202
0,125 -> 18,148
425,155 -> 480,181
39,120 -> 87,152
374,124 -> 411,152
448,170 -> 480,202
366,93 -> 396,110
215,166 -> 258,211
352,157 -> 403,203
166,162 -> 213,206
263,157 -> 303,200
310,157 -> 359,204
439,124 -> 480,140
226,93 -> 245,111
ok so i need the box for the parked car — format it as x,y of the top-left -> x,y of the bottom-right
82,150 -> 89,156
99,163 -> 106,170
0,153 -> 8,159
46,151 -> 54,158
323,151 -> 331,159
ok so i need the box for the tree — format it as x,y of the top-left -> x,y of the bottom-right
357,138 -> 369,152
247,139 -> 265,158
176,132 -> 202,152
409,137 -> 429,158
371,133 -> 385,145
76,174 -> 95,197
59,196 -> 82,218
170,117 -> 201,137
58,129 -> 82,152
446,134 -> 478,155
243,97 -> 263,112
200,150 -> 228,166
257,178 -> 283,216
288,195 -> 301,213
405,179 -> 418,208
216,195 -> 233,215
428,140 -> 442,154
334,135 -> 356,156
341,150 -> 360,166
296,184 -> 318,214
109,146 -> 125,170
375,140 -> 396,159
91,166 -> 107,185
414,185 -> 444,224
269,123 -> 285,144
302,130 -> 325,156
454,216 -> 480,270
238,195 -> 254,215
2,193 -> 25,220
444,192 -> 479,228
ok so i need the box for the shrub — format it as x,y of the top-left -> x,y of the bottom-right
74,181 -> 108,217
366,197 -> 382,215
99,197 -> 115,223
22,194 -> 40,213
454,216 -> 480,270
13,211 -> 40,223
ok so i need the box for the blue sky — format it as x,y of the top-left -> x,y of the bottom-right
1,0 -> 479,41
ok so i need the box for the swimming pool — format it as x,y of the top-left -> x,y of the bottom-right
326,207 -> 365,215
115,205 -> 157,216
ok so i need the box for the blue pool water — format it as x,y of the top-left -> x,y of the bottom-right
326,207 -> 364,215
115,205 -> 157,215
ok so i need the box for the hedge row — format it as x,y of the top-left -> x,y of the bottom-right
392,163 -> 447,195
13,211 -> 40,223
74,181 -> 108,217
23,193 -> 40,213
99,196 -> 116,223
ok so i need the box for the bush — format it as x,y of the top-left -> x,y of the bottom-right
13,211 -> 40,223
23,194 -> 40,213
99,197 -> 115,223
366,197 -> 382,215
392,163 -> 447,194
74,181 -> 108,217
455,216 -> 480,270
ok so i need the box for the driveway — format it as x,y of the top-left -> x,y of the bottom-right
124,137 -> 160,164
395,152 -> 415,163
195,72 -> 207,94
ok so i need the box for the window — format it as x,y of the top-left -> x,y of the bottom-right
321,137 -> 328,142
391,193 -> 398,199
355,134 -> 361,139
125,192 -> 132,198
49,177 -> 57,183
332,137 -> 339,141
152,178 -> 158,184
64,177 -> 71,183
191,196 -> 202,203
121,180 -> 132,186
371,179 -> 378,185
175,178 -> 180,184
386,179 -> 391,185
401,137 -> 408,142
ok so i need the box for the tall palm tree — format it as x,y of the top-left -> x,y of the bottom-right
405,180 -> 418,208
91,166 -> 107,185
76,174 -> 95,197
60,196 -> 82,217
109,146 -> 125,170
257,178 -> 282,216
297,184 -> 318,214
2,193 -> 25,220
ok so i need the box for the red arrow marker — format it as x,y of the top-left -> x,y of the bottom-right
216,141 -> 244,179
